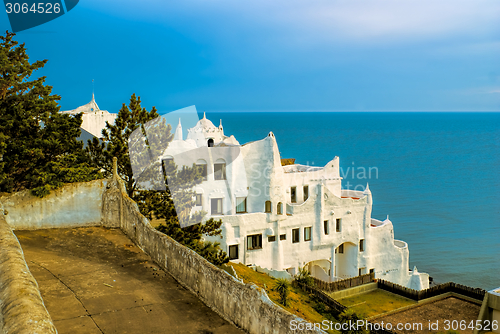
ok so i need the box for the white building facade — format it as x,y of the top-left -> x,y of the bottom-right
161,114 -> 429,290
61,94 -> 117,138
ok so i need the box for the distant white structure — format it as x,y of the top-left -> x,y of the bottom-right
161,114 -> 429,290
61,94 -> 117,138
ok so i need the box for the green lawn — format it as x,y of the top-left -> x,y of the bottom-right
336,289 -> 416,318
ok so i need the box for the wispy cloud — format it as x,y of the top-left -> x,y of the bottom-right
94,0 -> 500,45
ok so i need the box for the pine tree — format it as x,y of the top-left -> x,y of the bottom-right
0,31 -> 101,197
88,94 -> 229,265
87,93 -> 165,197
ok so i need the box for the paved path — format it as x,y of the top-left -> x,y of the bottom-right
15,227 -> 245,334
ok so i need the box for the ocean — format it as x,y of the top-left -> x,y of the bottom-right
204,111 -> 500,290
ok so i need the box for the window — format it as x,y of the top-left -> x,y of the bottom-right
324,220 -> 329,235
214,163 -> 226,180
292,228 -> 300,243
211,198 -> 223,215
303,185 -> 309,201
369,268 -> 374,274
197,164 -> 207,181
277,202 -> 283,215
336,218 -> 342,232
359,268 -> 366,276
304,227 -> 312,241
280,234 -> 286,241
265,201 -> 272,213
291,187 -> 296,203
247,234 -> 262,250
359,239 -> 365,252
229,245 -> 238,260
162,158 -> 174,179
268,236 -> 276,242
195,194 -> 202,206
208,138 -> 214,147
236,197 -> 247,213
336,244 -> 344,254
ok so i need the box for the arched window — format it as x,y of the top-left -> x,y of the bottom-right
265,201 -> 272,213
277,202 -> 283,215
208,138 -> 214,147
196,159 -> 207,181
214,158 -> 226,180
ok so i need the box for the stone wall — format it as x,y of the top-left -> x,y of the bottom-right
1,179 -> 106,230
104,168 -> 324,334
0,204 -> 57,334
0,162 -> 324,333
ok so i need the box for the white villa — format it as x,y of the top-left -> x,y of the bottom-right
61,94 -> 117,139
161,114 -> 429,290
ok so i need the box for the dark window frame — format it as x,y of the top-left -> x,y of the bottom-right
195,194 -> 202,206
324,220 -> 329,235
280,234 -> 286,241
214,163 -> 226,180
277,202 -> 283,215
268,236 -> 276,242
265,200 -> 272,213
291,186 -> 297,203
247,234 -> 263,250
197,164 -> 207,181
211,198 -> 223,215
303,185 -> 309,201
228,245 -> 238,260
236,197 -> 247,214
359,239 -> 365,252
304,227 -> 312,241
336,218 -> 342,232
292,228 -> 300,243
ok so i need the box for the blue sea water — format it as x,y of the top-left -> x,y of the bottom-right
204,111 -> 500,290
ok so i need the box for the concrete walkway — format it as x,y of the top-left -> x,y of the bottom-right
15,227 -> 245,334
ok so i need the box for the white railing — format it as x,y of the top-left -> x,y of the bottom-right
341,189 -> 364,199
283,164 -> 323,173
370,218 -> 385,227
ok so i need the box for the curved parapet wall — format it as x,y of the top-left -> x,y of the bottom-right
0,207 -> 57,334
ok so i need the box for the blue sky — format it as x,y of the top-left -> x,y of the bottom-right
1,0 -> 499,112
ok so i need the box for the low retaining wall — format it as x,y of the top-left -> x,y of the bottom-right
312,273 -> 375,292
329,282 -> 378,300
294,281 -> 347,316
1,179 -> 107,230
378,279 -> 486,302
0,205 -> 57,334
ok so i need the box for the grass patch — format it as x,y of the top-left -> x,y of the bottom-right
337,289 -> 416,318
231,263 -> 340,333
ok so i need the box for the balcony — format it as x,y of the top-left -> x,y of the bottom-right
394,240 -> 408,249
370,218 -> 385,227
